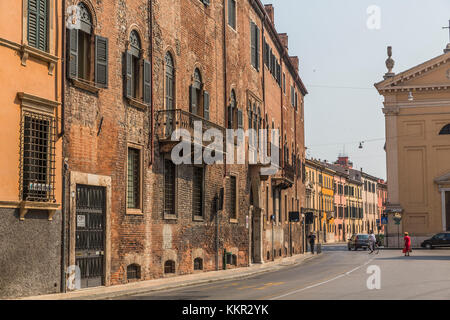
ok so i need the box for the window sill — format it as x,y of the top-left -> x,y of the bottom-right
127,97 -> 148,110
230,218 -> 238,224
0,38 -> 58,75
126,209 -> 144,216
193,216 -> 204,222
164,214 -> 178,220
20,44 -> 58,75
0,201 -> 60,221
71,78 -> 100,94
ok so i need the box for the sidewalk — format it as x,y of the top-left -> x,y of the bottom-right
21,252 -> 319,300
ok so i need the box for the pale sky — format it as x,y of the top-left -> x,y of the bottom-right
264,0 -> 450,180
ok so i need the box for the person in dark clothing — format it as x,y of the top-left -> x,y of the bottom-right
309,233 -> 316,254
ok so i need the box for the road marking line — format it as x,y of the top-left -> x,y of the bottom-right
269,257 -> 376,300
255,282 -> 285,290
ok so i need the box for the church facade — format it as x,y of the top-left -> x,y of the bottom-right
375,44 -> 450,247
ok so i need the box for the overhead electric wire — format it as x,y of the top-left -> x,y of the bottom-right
306,127 -> 447,149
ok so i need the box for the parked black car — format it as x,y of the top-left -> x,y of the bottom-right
421,233 -> 450,249
348,234 -> 369,251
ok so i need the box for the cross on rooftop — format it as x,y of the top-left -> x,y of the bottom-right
443,20 -> 450,43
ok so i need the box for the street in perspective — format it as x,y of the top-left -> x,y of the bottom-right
1,0 -> 450,313
115,245 -> 450,301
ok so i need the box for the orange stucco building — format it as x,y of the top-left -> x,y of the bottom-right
0,0 -> 63,298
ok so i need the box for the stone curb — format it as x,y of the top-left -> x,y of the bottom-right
21,253 -> 321,300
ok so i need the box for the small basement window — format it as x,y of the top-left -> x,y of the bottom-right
164,260 -> 175,274
194,258 -> 203,271
127,264 -> 141,281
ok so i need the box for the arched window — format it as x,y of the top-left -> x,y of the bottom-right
129,30 -> 141,98
190,69 -> 210,120
439,124 -> 450,135
247,100 -> 252,130
228,90 -> 242,130
74,3 -> 93,80
124,30 -> 150,104
252,104 -> 257,132
194,258 -> 203,270
164,260 -> 175,274
229,90 -> 237,129
67,2 -> 109,88
165,52 -> 175,110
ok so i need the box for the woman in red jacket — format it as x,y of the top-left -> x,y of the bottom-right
403,232 -> 412,256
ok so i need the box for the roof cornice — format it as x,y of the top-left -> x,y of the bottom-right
375,51 -> 450,92
250,0 -> 308,96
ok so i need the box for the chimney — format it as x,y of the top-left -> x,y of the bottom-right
278,33 -> 288,51
289,56 -> 299,72
264,4 -> 275,26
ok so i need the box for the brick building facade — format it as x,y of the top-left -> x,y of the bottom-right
60,0 -> 307,290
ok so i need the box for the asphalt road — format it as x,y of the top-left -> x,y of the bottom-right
116,245 -> 450,300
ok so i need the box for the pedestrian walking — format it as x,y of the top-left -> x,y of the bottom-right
403,232 -> 412,256
309,232 -> 316,254
368,230 -> 376,254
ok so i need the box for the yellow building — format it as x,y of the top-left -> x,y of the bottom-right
304,160 -> 335,243
320,166 -> 335,242
0,0 -> 62,298
375,45 -> 450,247
304,159 -> 321,240
345,170 -> 363,238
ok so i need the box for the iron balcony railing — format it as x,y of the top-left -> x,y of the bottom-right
156,109 -> 225,144
283,163 -> 295,184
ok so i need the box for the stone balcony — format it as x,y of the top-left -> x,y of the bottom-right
155,109 -> 225,155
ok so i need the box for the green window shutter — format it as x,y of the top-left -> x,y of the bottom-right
203,91 -> 210,120
250,22 -> 256,68
255,26 -> 260,71
237,109 -> 243,129
227,105 -> 233,129
143,59 -> 151,104
189,85 -> 197,115
28,0 -> 47,51
37,0 -> 47,51
67,28 -> 78,79
28,0 -> 38,48
95,36 -> 109,88
124,51 -> 132,98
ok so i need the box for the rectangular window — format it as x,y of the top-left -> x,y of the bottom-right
228,0 -> 236,29
164,160 -> 176,216
78,31 -> 91,80
283,73 -> 286,94
192,166 -> 204,218
127,147 -> 141,210
21,111 -> 55,202
278,191 -> 282,223
291,86 -> 295,106
250,22 -> 260,70
28,0 -> 48,52
230,176 -> 237,219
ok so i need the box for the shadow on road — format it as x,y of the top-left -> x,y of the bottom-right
376,255 -> 450,261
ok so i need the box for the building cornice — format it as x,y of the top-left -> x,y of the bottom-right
375,51 -> 450,90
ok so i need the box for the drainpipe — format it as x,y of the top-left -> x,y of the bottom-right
222,0 -> 228,179
149,0 -> 154,166
60,0 -> 67,293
